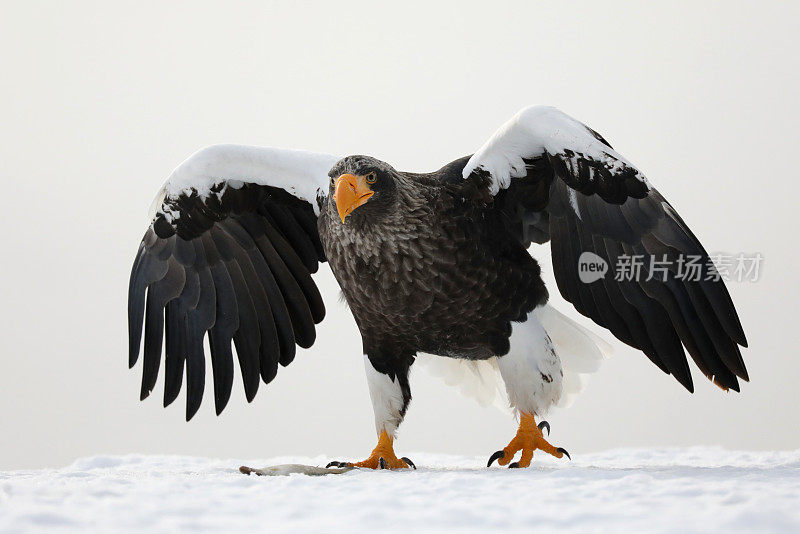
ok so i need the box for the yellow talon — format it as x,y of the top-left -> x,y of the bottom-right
327,430 -> 413,470
488,413 -> 570,468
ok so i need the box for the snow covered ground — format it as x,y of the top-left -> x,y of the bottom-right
1,448 -> 798,534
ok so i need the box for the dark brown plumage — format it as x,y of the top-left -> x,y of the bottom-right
320,156 -> 548,360
318,156 -> 549,408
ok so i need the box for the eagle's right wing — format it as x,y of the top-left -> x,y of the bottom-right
128,144 -> 339,419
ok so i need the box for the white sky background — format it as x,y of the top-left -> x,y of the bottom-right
0,1 -> 797,470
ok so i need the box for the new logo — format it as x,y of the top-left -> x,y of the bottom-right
578,252 -> 608,283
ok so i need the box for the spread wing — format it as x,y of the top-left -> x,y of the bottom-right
462,106 -> 748,392
128,144 -> 339,419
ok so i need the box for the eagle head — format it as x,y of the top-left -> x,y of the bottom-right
328,156 -> 398,224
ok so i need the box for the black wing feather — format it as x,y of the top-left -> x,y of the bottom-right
207,256 -> 238,415
185,258 -> 216,420
236,213 -> 295,375
141,254 -> 185,400
128,182 -> 328,420
163,267 -> 200,407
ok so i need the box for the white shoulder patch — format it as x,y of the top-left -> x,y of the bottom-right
159,144 -> 339,217
462,105 -> 646,195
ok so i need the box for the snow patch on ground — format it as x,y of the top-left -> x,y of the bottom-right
1,448 -> 798,533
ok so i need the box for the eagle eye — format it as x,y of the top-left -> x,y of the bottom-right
365,171 -> 377,184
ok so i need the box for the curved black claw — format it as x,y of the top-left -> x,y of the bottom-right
401,457 -> 417,470
379,457 -> 387,470
487,450 -> 505,467
508,462 -> 520,469
557,447 -> 571,460
326,461 -> 350,468
538,420 -> 551,435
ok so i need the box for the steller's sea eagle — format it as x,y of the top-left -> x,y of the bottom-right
128,106 -> 748,469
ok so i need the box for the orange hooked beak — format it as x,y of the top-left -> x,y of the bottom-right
333,174 -> 374,222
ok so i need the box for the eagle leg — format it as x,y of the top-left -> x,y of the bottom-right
325,430 -> 415,470
487,413 -> 570,468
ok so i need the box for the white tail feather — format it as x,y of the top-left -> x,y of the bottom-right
414,354 -> 510,412
416,304 -> 612,411
534,304 -> 612,408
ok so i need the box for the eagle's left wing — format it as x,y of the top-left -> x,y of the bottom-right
462,106 -> 748,392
